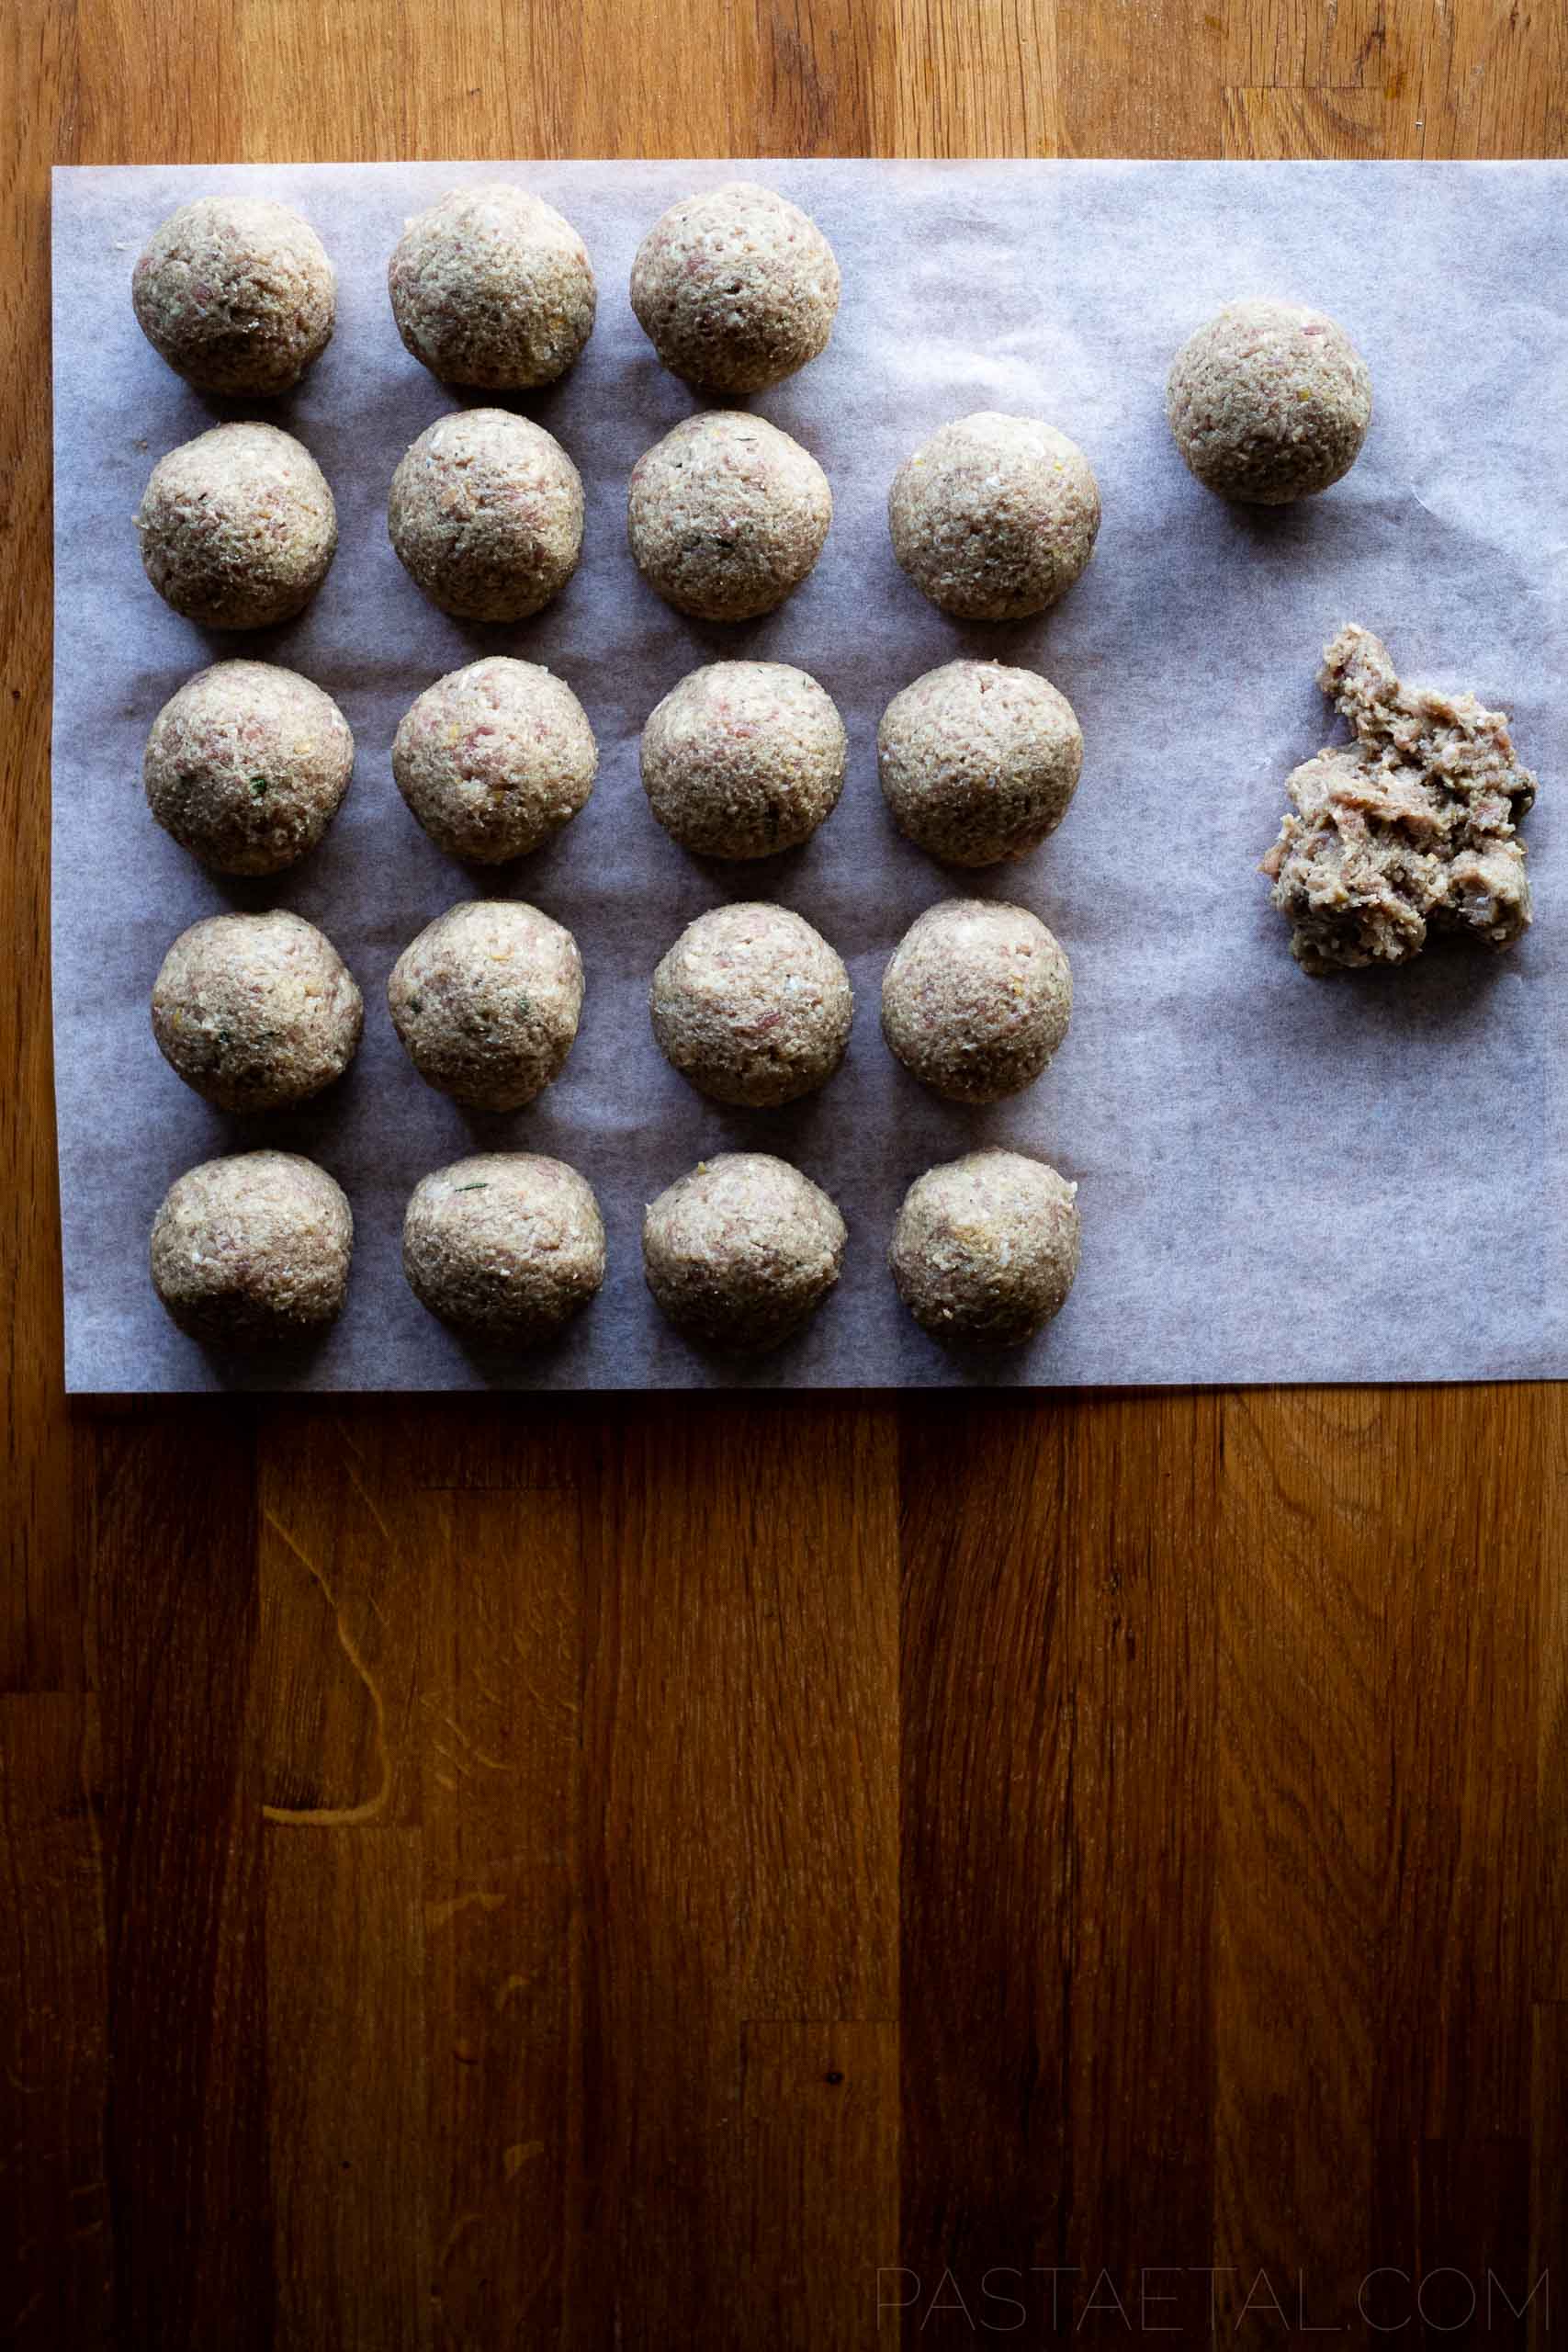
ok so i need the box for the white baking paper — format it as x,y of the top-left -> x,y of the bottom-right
50,161 -> 1568,1391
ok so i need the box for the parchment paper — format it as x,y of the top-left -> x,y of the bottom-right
51,161 -> 1568,1392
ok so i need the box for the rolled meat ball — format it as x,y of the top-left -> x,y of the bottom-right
393,658 -> 597,864
151,1150 -> 353,1346
151,910 -> 363,1113
891,1149 -> 1080,1350
877,660 -> 1083,866
643,1151 -> 846,1354
627,412 -> 831,622
402,1154 -> 605,1346
136,422 -> 337,629
1166,300 -> 1371,503
389,182 -> 596,390
143,660 -> 354,876
388,899 -> 583,1112
881,899 -> 1071,1104
132,195 -> 334,396
640,662 -> 845,860
630,180 -> 840,394
389,409 -> 583,623
888,413 -> 1100,621
650,902 -> 852,1108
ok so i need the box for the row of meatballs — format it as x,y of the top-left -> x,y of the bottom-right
150,897 -> 1073,1117
134,402 -> 1101,633
134,181 -> 842,403
151,1143 -> 1082,1359
144,652 -> 1084,876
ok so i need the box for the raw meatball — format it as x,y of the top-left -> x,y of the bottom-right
627,412 -> 831,622
643,1152 -> 845,1353
878,661 -> 1083,866
151,1150 -> 353,1346
630,180 -> 840,394
882,900 -> 1071,1104
151,910 -> 363,1113
132,195 -> 334,396
143,660 -> 354,875
891,1149 -> 1080,1350
388,899 -> 582,1111
650,902 -> 852,1107
393,658 -> 597,864
888,413 -> 1100,621
389,409 -> 583,622
402,1154 -> 605,1345
640,662 -> 845,860
389,183 -> 596,390
1260,625 -> 1537,973
1167,300 -> 1372,504
137,423 -> 337,629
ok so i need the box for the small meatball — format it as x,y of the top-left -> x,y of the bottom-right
882,899 -> 1071,1104
388,899 -> 583,1112
650,902 -> 852,1108
132,195 -> 334,395
891,1149 -> 1080,1350
640,662 -> 845,860
402,1154 -> 605,1346
389,408 -> 583,622
143,660 -> 354,876
878,660 -> 1083,866
628,411 -> 831,622
888,412 -> 1100,621
393,658 -> 597,864
151,910 -> 363,1113
643,1151 -> 845,1354
630,180 -> 840,394
1167,300 -> 1372,503
136,423 -> 337,630
151,1150 -> 353,1346
389,183 -> 596,390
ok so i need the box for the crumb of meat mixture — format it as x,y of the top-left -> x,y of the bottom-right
1260,626 -> 1537,976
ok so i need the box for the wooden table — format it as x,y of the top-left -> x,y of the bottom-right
4,5 -> 1562,2344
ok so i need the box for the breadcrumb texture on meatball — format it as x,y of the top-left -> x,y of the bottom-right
388,899 -> 583,1111
1166,300 -> 1372,503
628,412 -> 831,621
132,195 -> 335,395
643,1151 -> 846,1354
136,422 -> 337,630
888,413 -> 1100,621
402,1153 -> 605,1345
881,899 -> 1072,1104
878,660 -> 1083,866
650,901 -> 852,1107
151,1150 -> 353,1346
144,660 -> 354,876
389,183 -> 596,390
640,662 -> 846,860
891,1148 -> 1081,1350
389,408 -> 584,622
630,180 -> 840,394
151,910 -> 363,1113
393,658 -> 597,864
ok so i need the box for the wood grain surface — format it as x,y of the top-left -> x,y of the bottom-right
3,3 -> 1564,2345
